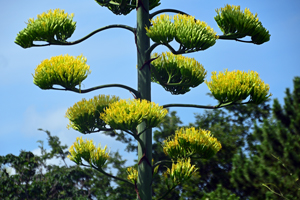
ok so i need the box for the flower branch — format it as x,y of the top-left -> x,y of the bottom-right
51,84 -> 141,98
218,35 -> 254,43
81,163 -> 134,186
123,130 -> 146,153
162,101 -> 251,110
149,9 -> 189,20
33,24 -> 135,47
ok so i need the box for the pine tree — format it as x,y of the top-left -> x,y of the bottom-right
230,77 -> 300,200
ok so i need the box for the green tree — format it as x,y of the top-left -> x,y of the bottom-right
230,77 -> 300,200
148,98 -> 270,199
0,130 -> 117,199
15,2 -> 271,199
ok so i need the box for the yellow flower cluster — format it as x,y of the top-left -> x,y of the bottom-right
126,167 -> 138,184
65,95 -> 120,134
100,99 -> 168,131
146,14 -> 176,44
94,0 -> 161,15
151,51 -> 207,94
33,54 -> 91,90
163,158 -> 197,187
146,14 -> 218,50
15,9 -> 76,48
205,69 -> 272,104
163,127 -> 222,160
214,4 -> 270,44
68,137 -> 110,169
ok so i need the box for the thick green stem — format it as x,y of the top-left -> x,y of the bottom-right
136,0 -> 152,199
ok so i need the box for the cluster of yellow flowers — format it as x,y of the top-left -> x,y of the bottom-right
65,95 -> 120,134
126,167 -> 138,184
162,158 -> 198,187
146,14 -> 218,50
68,137 -> 110,169
215,4 -> 270,44
33,54 -> 91,90
163,127 -> 222,160
100,99 -> 168,131
151,51 -> 207,94
205,69 -> 272,104
147,14 -> 176,44
15,9 -> 76,48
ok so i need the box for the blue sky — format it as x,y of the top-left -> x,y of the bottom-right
1,0 -> 299,168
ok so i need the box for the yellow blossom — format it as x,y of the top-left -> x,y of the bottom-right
68,137 -> 109,168
15,8 -> 76,48
126,167 -> 138,184
151,51 -> 207,94
205,69 -> 272,104
214,4 -> 270,44
163,158 -> 198,187
163,127 -> 222,160
146,14 -> 218,50
65,95 -> 119,134
100,99 -> 168,131
33,54 -> 90,90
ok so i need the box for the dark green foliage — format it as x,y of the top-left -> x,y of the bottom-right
200,184 -> 240,200
0,130 -> 116,200
147,99 -> 270,199
230,77 -> 300,200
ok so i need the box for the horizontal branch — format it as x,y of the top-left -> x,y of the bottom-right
163,103 -> 218,109
218,35 -> 254,43
81,163 -> 134,186
149,9 -> 189,20
51,84 -> 141,98
162,101 -> 252,110
146,42 -> 204,55
32,24 -> 136,47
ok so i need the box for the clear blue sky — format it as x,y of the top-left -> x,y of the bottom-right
1,0 -> 299,168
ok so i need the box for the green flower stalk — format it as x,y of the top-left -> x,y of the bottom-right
94,0 -> 161,15
15,8 -> 76,48
65,95 -> 120,134
215,4 -> 270,44
151,51 -> 207,94
163,158 -> 198,187
205,69 -> 272,104
146,14 -> 218,51
163,127 -> 222,160
100,99 -> 168,131
68,136 -> 110,169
